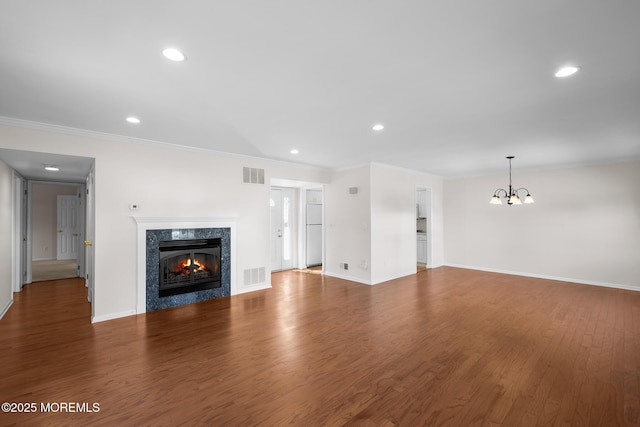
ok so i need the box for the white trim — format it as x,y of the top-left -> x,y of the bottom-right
12,173 -> 22,293
32,257 -> 57,262
445,264 -> 640,292
329,161 -> 444,178
133,217 -> 238,314
91,309 -> 136,323
25,181 -> 33,284
371,272 -> 416,285
324,271 -> 372,285
0,299 -> 13,320
370,161 -> 442,179
236,282 -> 271,294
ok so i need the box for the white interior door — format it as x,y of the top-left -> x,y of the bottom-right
281,189 -> 295,270
270,189 -> 283,271
57,195 -> 80,260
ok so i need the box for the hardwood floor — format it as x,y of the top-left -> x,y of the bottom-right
1,268 -> 639,426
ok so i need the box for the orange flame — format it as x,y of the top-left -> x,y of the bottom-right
180,258 -> 204,271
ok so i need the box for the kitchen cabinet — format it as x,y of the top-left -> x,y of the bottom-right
417,234 -> 427,264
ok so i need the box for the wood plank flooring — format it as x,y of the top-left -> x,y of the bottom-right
1,268 -> 639,426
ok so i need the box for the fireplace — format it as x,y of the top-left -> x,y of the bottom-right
143,226 -> 231,313
158,238 -> 221,297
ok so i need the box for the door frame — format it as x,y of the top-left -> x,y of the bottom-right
5,150 -> 96,322
269,179 -> 326,272
12,172 -> 27,292
85,165 -> 95,310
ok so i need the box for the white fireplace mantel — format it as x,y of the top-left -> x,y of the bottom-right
133,217 -> 238,314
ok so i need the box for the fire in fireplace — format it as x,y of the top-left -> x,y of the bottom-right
158,238 -> 221,297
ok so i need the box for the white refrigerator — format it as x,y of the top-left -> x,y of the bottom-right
306,204 -> 322,267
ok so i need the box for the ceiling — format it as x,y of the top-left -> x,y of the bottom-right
1,0 -> 639,179
0,148 -> 93,183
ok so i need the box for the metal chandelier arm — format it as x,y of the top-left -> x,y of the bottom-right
514,187 -> 535,204
489,156 -> 534,206
490,188 -> 508,204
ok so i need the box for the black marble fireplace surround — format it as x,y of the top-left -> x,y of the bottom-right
146,228 -> 230,312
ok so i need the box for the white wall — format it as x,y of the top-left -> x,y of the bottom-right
325,163 -> 445,285
0,159 -> 13,319
0,123 -> 330,321
370,164 -> 444,283
31,183 -> 78,260
444,160 -> 640,289
0,121 -> 448,321
370,165 -> 421,283
324,165 -> 372,284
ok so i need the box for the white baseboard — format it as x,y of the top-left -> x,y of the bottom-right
32,257 -> 56,262
0,299 -> 13,320
91,309 -> 137,323
372,271 -> 417,285
445,264 -> 640,292
324,271 -> 372,285
324,271 -> 418,286
234,283 -> 271,295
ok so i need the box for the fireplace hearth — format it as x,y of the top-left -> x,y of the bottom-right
159,238 -> 221,297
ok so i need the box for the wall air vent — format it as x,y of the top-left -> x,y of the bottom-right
244,267 -> 266,285
242,167 -> 265,184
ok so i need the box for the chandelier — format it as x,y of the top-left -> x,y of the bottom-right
490,156 -> 534,205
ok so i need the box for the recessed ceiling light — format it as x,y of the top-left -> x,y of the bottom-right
372,124 -> 384,131
126,116 -> 141,124
290,149 -> 299,154
44,165 -> 59,172
162,48 -> 186,62
555,66 -> 580,78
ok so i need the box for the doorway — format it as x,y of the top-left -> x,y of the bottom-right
415,187 -> 432,270
1,148 -> 95,320
30,182 -> 83,282
269,179 -> 325,274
